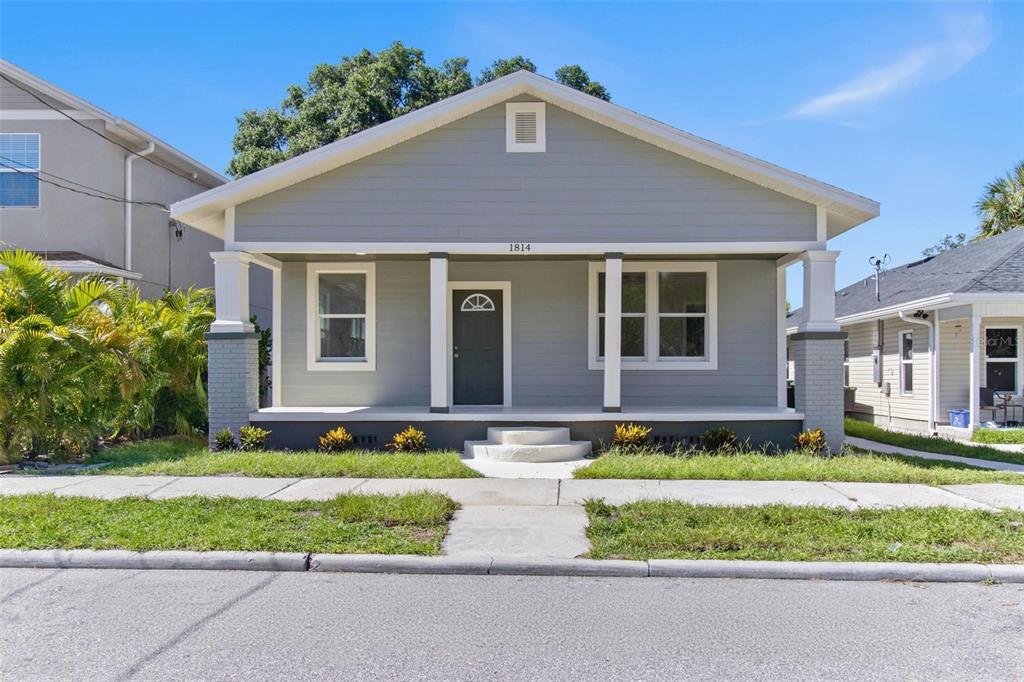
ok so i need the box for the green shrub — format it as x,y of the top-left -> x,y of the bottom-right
0,249 -> 215,460
238,426 -> 271,452
613,423 -> 653,450
795,428 -> 827,455
213,428 -> 236,452
319,426 -> 354,452
388,425 -> 428,452
973,428 -> 1024,445
701,427 -> 738,453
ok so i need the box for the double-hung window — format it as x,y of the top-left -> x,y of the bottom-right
589,262 -> 717,370
0,133 -> 40,208
306,263 -> 376,371
985,327 -> 1020,394
898,330 -> 913,395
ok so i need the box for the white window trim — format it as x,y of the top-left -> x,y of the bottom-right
505,102 -> 545,153
0,132 -> 41,209
983,325 -> 1022,395
898,329 -> 914,396
447,281 -> 512,407
306,262 -> 376,372
587,261 -> 718,371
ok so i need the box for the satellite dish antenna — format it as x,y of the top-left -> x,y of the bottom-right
867,254 -> 890,302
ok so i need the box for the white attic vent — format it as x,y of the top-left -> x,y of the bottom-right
506,102 -> 545,152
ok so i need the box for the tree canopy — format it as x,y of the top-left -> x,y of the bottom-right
976,161 -> 1024,240
227,43 -> 611,177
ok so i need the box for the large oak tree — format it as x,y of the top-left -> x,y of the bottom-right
227,43 -> 611,177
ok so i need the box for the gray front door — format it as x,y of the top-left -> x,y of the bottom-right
453,290 -> 503,405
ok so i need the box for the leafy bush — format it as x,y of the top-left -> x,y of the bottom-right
795,428 -> 827,455
388,425 -> 428,452
213,428 -> 236,452
319,426 -> 354,452
701,427 -> 738,453
613,423 -> 653,450
973,428 -> 1024,445
238,426 -> 272,452
0,250 -> 215,462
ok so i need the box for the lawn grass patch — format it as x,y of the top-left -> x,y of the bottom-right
845,417 -> 1024,465
585,500 -> 1024,563
575,451 -> 1024,485
973,428 -> 1024,445
71,437 -> 481,478
0,492 -> 458,555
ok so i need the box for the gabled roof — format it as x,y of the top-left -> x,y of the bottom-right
0,59 -> 225,188
788,228 -> 1024,328
171,70 -> 879,238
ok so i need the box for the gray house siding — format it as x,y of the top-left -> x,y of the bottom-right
279,257 -> 779,408
235,101 -> 816,245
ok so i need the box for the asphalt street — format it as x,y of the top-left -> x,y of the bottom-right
2,568 -> 1022,681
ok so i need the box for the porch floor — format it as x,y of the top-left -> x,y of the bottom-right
251,405 -> 804,423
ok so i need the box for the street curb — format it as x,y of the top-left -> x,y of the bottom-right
0,549 -> 309,572
0,549 -> 1020,582
309,554 -> 491,575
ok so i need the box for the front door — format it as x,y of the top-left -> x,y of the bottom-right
453,289 -> 503,405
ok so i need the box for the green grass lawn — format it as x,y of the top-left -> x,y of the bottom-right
575,450 -> 1024,485
973,428 -> 1024,445
71,437 -> 481,478
845,417 -> 1024,466
0,492 -> 458,555
585,500 -> 1024,563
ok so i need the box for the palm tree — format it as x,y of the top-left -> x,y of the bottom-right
976,161 -> 1024,240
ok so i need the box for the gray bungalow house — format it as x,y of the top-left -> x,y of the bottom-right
789,228 -> 1024,435
172,71 -> 879,452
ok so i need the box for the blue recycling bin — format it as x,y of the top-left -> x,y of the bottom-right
948,409 -> 970,428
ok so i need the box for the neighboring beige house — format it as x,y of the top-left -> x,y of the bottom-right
172,70 -> 879,454
0,60 -> 270,321
789,228 -> 1024,435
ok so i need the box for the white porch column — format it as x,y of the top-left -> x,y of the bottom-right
603,253 -> 623,412
969,313 -> 982,430
430,253 -> 449,413
793,250 -> 844,452
800,250 -> 840,332
210,251 -> 254,333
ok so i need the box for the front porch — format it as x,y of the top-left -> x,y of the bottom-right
205,247 -> 845,451
250,405 -> 805,451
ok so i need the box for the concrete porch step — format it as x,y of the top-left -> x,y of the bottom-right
486,426 -> 571,446
464,440 -> 592,463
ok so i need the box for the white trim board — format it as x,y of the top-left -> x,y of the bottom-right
170,70 -> 878,237
227,240 -> 824,256
251,406 -> 805,423
447,281 -> 513,407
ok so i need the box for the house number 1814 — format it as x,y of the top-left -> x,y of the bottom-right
508,243 -> 532,253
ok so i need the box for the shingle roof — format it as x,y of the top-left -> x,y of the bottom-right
788,228 -> 1024,326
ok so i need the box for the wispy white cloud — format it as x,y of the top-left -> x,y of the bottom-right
791,13 -> 991,118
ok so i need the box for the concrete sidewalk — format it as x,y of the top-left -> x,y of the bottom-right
1,474 -> 1021,510
847,436 -> 1024,472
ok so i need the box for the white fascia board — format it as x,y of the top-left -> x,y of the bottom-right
170,71 -> 879,233
833,292 -> 1024,327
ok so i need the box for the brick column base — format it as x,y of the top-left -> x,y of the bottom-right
792,332 -> 847,453
205,332 -> 260,449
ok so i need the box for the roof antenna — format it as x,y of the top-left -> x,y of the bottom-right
867,254 -> 890,302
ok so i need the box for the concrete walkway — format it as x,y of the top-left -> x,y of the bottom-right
3,474 -> 1023,560
847,436 -> 1024,472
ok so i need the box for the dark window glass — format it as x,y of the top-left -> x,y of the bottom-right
318,274 -> 366,314
320,318 -> 366,359
659,317 -> 705,358
986,329 -> 1018,359
987,362 -> 1017,393
598,272 -> 646,314
658,272 -> 706,313
599,316 -> 645,358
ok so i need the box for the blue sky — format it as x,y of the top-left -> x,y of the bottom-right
3,1 -> 1022,300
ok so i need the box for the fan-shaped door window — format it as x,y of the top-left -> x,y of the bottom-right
460,293 -> 496,312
